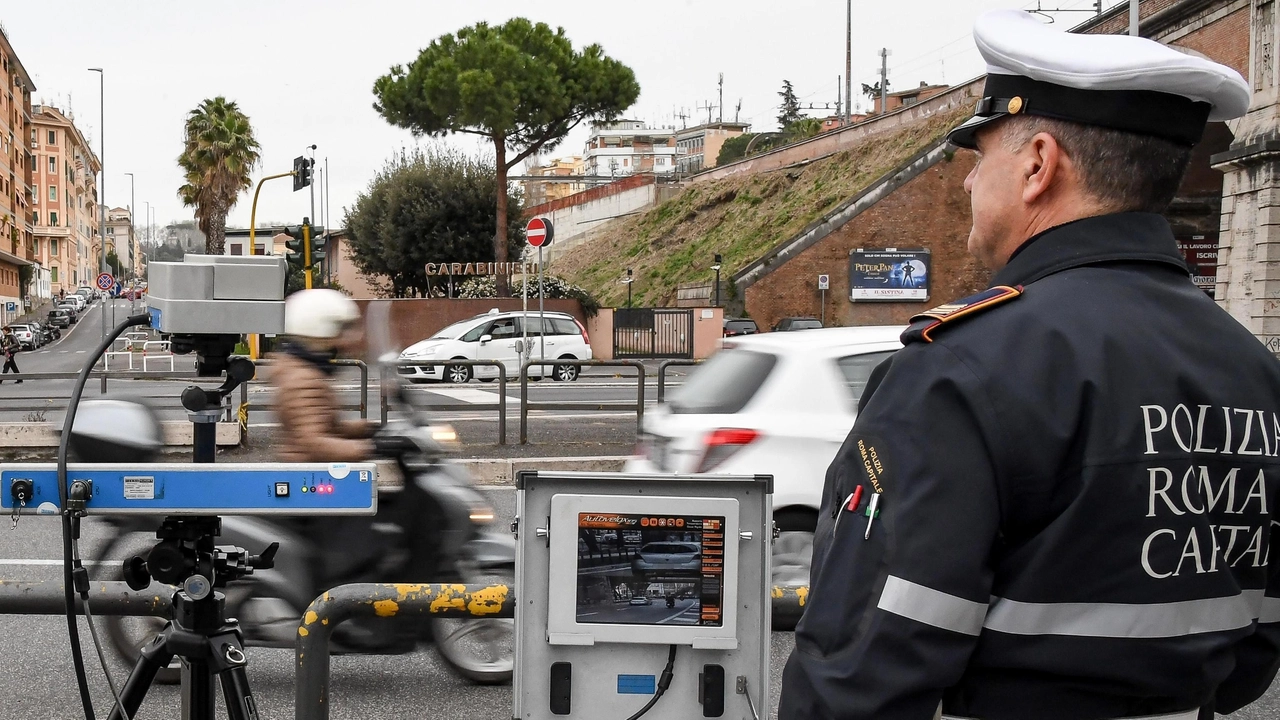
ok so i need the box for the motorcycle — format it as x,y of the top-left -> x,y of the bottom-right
94,387 -> 516,685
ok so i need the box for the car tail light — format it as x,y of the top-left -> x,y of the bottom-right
573,317 -> 590,346
697,428 -> 760,473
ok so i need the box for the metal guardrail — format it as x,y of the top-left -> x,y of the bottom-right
250,358 -> 370,420
656,358 -> 702,403
295,582 -> 516,720
519,359 -> 646,444
381,360 -> 508,444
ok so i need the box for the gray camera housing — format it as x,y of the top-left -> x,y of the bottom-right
147,255 -> 286,335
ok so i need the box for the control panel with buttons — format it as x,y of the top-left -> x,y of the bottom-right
1,463 -> 377,516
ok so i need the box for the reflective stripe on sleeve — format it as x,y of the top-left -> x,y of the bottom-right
1260,596 -> 1280,624
876,575 -> 988,636
983,589 -> 1266,638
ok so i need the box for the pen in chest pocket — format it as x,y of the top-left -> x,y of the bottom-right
833,485 -> 864,534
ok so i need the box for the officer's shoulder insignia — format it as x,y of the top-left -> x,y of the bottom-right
901,285 -> 1023,344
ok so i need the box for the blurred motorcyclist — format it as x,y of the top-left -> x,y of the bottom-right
269,289 -> 374,461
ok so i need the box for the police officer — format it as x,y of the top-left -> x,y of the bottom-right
779,9 -> 1279,720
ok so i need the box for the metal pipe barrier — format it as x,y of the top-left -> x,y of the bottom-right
519,359 -> 646,444
0,580 -> 173,616
293,581 -> 808,719
656,358 -> 702,403
380,360 -> 507,444
295,582 -> 515,720
250,358 -> 370,420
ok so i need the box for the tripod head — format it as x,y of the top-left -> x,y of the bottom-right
122,516 -> 278,598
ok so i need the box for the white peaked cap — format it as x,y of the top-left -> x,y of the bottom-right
947,9 -> 1251,149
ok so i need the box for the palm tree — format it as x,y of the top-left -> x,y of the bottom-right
177,97 -> 260,255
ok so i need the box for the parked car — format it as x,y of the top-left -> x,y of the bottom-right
47,309 -> 73,329
57,303 -> 80,322
9,324 -> 37,350
75,287 -> 97,304
771,317 -> 823,332
397,309 -> 592,384
722,318 -> 760,338
625,326 -> 903,596
62,295 -> 86,312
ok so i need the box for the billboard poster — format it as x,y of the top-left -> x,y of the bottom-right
848,249 -> 931,302
1175,235 -> 1218,298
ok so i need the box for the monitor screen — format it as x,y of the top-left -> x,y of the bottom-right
575,512 -> 725,627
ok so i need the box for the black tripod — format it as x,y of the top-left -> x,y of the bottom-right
111,517 -> 278,720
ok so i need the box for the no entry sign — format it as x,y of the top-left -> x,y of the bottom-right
526,217 -> 554,248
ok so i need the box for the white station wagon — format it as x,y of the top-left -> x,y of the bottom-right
398,309 -> 593,383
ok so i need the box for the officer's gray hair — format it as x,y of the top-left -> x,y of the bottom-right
999,116 -> 1194,214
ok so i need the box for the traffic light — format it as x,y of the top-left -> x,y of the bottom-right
293,156 -> 312,192
281,224 -> 305,256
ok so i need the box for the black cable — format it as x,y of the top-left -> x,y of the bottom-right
58,311 -> 152,720
624,644 -> 678,720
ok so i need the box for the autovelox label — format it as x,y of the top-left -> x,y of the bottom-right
123,476 -> 155,500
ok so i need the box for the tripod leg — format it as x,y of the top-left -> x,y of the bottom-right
181,659 -> 216,720
109,629 -> 176,720
219,664 -> 261,720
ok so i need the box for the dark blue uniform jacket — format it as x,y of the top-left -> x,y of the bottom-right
779,212 -> 1280,720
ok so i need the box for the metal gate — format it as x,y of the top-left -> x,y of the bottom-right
613,308 -> 694,358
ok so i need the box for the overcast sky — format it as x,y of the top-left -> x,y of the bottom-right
2,0 -> 1118,235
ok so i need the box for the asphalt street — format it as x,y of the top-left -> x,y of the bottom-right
0,486 -> 803,720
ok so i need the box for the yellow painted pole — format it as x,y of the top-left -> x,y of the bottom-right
247,170 -> 296,360
303,221 -> 313,290
249,171 -> 297,253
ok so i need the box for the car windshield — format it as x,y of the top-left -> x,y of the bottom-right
641,543 -> 696,554
431,319 -> 483,340
666,349 -> 777,414
789,319 -> 822,330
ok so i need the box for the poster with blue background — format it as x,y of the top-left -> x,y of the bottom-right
848,249 -> 931,301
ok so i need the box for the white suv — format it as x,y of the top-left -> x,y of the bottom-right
398,310 -> 593,384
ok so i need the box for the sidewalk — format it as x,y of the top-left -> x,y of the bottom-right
10,299 -> 57,326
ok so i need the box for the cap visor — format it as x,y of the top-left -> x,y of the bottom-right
946,114 -> 1005,150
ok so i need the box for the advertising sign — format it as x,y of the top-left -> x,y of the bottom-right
1176,234 -> 1218,298
848,248 -> 931,302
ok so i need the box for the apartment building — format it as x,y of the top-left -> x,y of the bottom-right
106,206 -> 133,278
582,120 -> 676,178
0,25 -> 37,323
523,156 -> 585,207
31,105 -> 100,296
675,121 -> 751,174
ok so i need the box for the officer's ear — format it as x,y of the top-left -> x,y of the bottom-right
1019,131 -> 1067,207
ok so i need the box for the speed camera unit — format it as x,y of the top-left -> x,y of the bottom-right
514,471 -> 771,719
146,254 -> 287,335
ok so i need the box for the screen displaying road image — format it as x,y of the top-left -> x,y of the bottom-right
576,513 -> 725,627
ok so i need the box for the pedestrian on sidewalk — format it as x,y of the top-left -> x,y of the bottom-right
1,326 -> 22,384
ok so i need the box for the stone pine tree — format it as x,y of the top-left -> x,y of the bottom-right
373,18 -> 640,294
777,80 -> 802,130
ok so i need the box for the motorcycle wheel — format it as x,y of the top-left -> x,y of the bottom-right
431,564 -> 515,685
98,531 -> 183,685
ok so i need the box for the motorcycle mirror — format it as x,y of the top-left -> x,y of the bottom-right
69,399 -> 163,463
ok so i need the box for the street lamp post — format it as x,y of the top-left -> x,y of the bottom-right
711,254 -> 723,307
124,172 -> 135,282
89,67 -> 106,343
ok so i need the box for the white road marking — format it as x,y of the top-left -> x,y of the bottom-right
0,559 -> 110,566
429,388 -> 518,404
658,605 -> 697,624
75,351 -> 86,354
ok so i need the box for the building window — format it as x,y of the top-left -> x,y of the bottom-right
48,156 -> 55,174
47,130 -> 55,145
51,239 -> 58,256
107,227 -> 114,236
49,185 -> 56,202
32,212 -> 37,225
50,266 -> 57,283
230,244 -> 243,256
50,212 -> 58,227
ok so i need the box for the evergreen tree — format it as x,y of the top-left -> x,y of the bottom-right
777,80 -> 802,130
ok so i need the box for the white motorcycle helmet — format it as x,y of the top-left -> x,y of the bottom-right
284,289 -> 360,339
